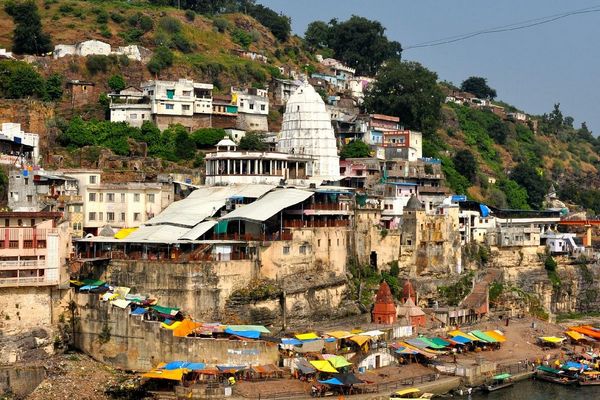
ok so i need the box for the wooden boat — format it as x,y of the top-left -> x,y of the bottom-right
579,370 -> 600,386
535,366 -> 578,385
389,388 -> 435,399
481,373 -> 514,392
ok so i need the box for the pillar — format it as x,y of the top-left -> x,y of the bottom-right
584,225 -> 592,247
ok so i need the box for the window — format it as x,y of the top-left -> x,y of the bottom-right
121,193 -> 126,203
98,193 -> 104,202
30,219 -> 35,227
133,212 -> 140,222
107,212 -> 115,222
182,104 -> 190,111
107,193 -> 115,202
260,104 -> 266,111
182,90 -> 191,97
147,90 -> 154,96
74,205 -> 81,213
27,195 -> 33,203
147,193 -> 155,203
24,178 -> 29,185
283,246 -> 290,255
130,113 -> 137,119
120,212 -> 125,222
89,212 -> 96,221
134,193 -> 140,202
99,212 -> 103,221
299,245 -> 307,254
165,103 -> 174,110
249,103 -> 254,110
4,219 -> 8,227
166,89 -> 175,99
318,239 -> 321,247
89,175 -> 97,184
89,193 -> 96,202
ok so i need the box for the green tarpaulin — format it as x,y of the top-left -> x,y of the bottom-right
418,337 -> 447,349
429,337 -> 452,347
493,373 -> 511,380
537,365 -> 562,375
214,220 -> 228,234
471,330 -> 497,343
153,305 -> 180,316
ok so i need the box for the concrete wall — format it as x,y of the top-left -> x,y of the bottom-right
0,366 -> 46,398
236,113 -> 268,132
74,294 -> 279,371
0,286 -> 54,329
153,114 -> 211,131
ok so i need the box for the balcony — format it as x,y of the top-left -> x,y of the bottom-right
0,276 -> 57,287
0,259 -> 46,270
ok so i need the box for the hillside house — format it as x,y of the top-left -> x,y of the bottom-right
109,87 -> 151,128
231,87 -> 269,132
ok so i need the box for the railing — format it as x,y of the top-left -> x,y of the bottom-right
0,260 -> 46,270
283,219 -> 350,228
0,276 -> 57,287
211,231 -> 293,242
305,203 -> 351,211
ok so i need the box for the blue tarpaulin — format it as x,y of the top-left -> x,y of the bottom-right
324,337 -> 336,343
163,361 -> 188,370
281,338 -> 303,346
130,307 -> 147,316
452,195 -> 467,202
563,361 -> 589,371
225,328 -> 261,339
449,335 -> 471,344
186,362 -> 206,371
319,377 -> 345,386
479,204 -> 491,217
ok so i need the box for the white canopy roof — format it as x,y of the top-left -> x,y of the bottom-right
220,188 -> 313,222
179,220 -> 218,241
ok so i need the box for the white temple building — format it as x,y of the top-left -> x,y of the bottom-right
277,83 -> 340,182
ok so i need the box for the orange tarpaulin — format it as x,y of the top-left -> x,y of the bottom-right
142,368 -> 184,381
484,330 -> 507,343
570,326 -> 600,340
173,319 -> 201,337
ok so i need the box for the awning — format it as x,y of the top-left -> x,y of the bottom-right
395,347 -> 418,355
225,328 -> 261,339
161,321 -> 182,330
395,388 -> 421,396
537,365 -> 563,374
361,330 -> 385,337
405,338 -> 429,349
173,319 -> 201,337
348,335 -> 371,347
220,188 -> 313,223
217,365 -> 246,373
130,307 -> 147,316
493,373 -> 511,380
251,364 -> 281,374
449,330 -> 480,342
295,358 -> 316,374
539,336 -> 566,344
327,355 -> 352,368
294,339 -> 325,353
114,227 -> 138,239
565,330 -> 585,341
449,335 -> 471,344
484,330 -> 506,342
325,330 -> 353,339
281,338 -> 303,346
295,332 -> 319,341
142,369 -> 184,381
110,299 -> 131,309
417,337 -> 447,349
227,325 -> 270,334
319,377 -> 344,386
152,305 -> 180,316
470,330 -> 497,343
430,337 -> 452,347
162,361 -> 189,370
310,360 -> 338,373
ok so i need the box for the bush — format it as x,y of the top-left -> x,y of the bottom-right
232,29 -> 253,49
213,17 -> 229,33
45,73 -> 63,101
107,74 -> 126,92
172,33 -> 194,53
239,132 -> 267,151
147,46 -> 173,75
0,60 -> 46,99
174,127 -> 196,160
159,16 -> 181,34
191,128 -> 225,149
86,55 -> 110,75
110,12 -> 125,23
119,28 -> 144,43
99,25 -> 112,38
96,10 -> 109,24
58,4 -> 73,14
184,10 -> 195,21
340,140 -> 370,159
139,15 -> 154,32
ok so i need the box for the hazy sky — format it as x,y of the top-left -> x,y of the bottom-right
261,0 -> 600,133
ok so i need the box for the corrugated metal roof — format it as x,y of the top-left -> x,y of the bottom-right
178,220 -> 217,240
147,184 -> 275,227
220,189 -> 313,222
126,224 -> 190,243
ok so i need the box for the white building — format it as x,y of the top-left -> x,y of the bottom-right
542,232 -> 583,255
59,170 -> 174,235
277,83 -> 340,182
231,87 -> 269,132
109,87 -> 152,128
0,123 -> 40,165
0,48 -> 14,59
54,40 -> 111,59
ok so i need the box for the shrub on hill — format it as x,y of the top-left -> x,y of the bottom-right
5,0 -> 52,55
147,46 -> 174,75
0,60 -> 46,99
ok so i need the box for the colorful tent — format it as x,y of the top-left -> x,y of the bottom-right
565,330 -> 585,341
348,335 -> 371,347
173,319 -> 201,337
325,330 -> 353,339
449,330 -> 480,341
152,305 -> 180,316
130,307 -> 147,316
110,299 -> 131,309
225,328 -> 261,339
226,325 -> 270,334
319,377 -> 344,386
310,360 -> 338,373
430,337 -> 452,347
417,337 -> 447,349
142,369 -> 184,381
492,373 -> 511,380
470,330 -> 497,343
539,336 -> 566,344
327,355 -> 352,368
484,330 -> 506,342
161,321 -> 182,330
295,332 -> 319,340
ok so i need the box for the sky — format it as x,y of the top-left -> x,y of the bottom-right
261,0 -> 600,133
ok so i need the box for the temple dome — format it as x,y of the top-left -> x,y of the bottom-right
277,83 -> 340,181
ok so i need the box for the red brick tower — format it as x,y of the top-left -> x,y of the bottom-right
372,281 -> 397,324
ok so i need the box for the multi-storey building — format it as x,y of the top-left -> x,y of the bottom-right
108,87 -> 151,128
0,123 -> 39,166
231,87 -> 269,132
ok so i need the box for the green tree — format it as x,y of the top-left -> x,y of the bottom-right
498,179 -> 530,210
45,73 -> 63,101
364,60 -> 443,133
247,4 -> 291,42
191,128 -> 226,149
5,0 -> 52,55
239,132 -> 267,151
0,60 -> 45,99
510,162 -> 549,209
453,149 -> 477,183
174,126 -> 196,160
340,140 -> 371,159
147,46 -> 174,75
460,76 -> 497,99
304,21 -> 330,49
86,55 -> 110,75
323,16 -> 402,76
107,74 -> 126,92
488,119 -> 509,144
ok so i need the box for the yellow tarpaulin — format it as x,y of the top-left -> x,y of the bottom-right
295,332 -> 319,340
327,355 -> 352,368
484,330 -> 507,343
539,336 -> 566,344
350,328 -> 363,334
114,227 -> 138,239
173,319 -> 201,337
395,388 -> 421,396
309,360 -> 338,373
162,321 -> 182,330
348,335 -> 371,347
565,330 -> 585,341
449,330 -> 480,341
142,368 -> 184,381
325,330 -> 353,339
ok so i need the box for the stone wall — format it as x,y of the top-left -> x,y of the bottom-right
236,113 -> 268,132
153,114 -> 211,131
0,365 -> 46,398
0,99 -> 54,148
73,293 -> 279,371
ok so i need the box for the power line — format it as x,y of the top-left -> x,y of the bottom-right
404,5 -> 600,50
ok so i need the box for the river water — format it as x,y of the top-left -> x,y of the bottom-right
470,379 -> 600,400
